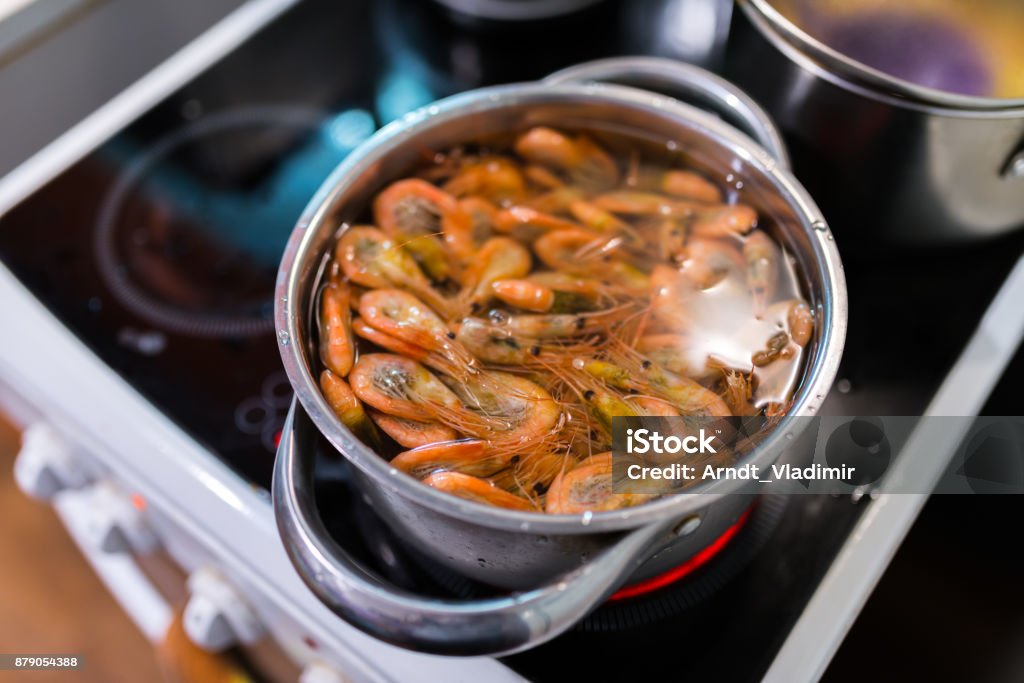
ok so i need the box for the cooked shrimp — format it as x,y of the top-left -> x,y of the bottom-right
534,229 -> 649,289
358,289 -> 480,375
455,317 -> 597,366
592,191 -> 698,217
743,230 -> 779,317
514,127 -> 619,188
787,300 -> 813,347
752,331 -> 791,367
692,204 -> 758,237
493,206 -> 581,235
658,169 -> 723,203
491,279 -> 555,312
442,157 -> 526,204
545,453 -> 650,514
319,281 -> 354,377
422,471 -> 536,511
528,272 -> 623,307
627,395 -> 682,417
443,196 -> 498,262
352,316 -> 430,360
336,227 -> 454,317
459,237 -> 532,309
490,277 -> 607,314
681,237 -> 744,289
526,187 -> 585,214
636,334 -> 701,378
451,371 -> 562,446
479,304 -> 640,340
320,370 -> 381,449
722,368 -> 759,416
568,200 -> 635,236
582,385 -> 640,435
369,410 -> 458,449
349,354 -> 462,422
373,178 -> 463,280
524,164 -> 565,190
648,264 -> 695,332
595,347 -> 732,416
391,439 -> 498,479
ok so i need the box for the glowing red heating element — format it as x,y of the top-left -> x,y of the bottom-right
608,506 -> 753,601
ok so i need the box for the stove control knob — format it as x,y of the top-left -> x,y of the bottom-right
183,569 -> 264,652
300,662 -> 348,683
13,422 -> 89,500
79,482 -> 159,554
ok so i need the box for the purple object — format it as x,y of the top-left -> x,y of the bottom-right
817,12 -> 993,96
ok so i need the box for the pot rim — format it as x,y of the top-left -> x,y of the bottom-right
275,80 -> 848,534
739,0 -> 1024,116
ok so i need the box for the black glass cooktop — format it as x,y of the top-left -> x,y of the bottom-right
1,1 -> 1022,680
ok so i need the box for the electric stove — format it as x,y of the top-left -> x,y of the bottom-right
1,0 -> 1022,681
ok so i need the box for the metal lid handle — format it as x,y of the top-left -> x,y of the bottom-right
273,399 -> 675,657
544,56 -> 790,168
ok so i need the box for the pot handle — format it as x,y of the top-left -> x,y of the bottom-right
544,56 -> 790,168
273,399 -> 677,657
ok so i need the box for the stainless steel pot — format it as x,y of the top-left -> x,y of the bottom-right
273,57 -> 847,656
728,0 -> 1024,244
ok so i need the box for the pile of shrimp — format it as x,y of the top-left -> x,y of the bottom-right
316,126 -> 814,515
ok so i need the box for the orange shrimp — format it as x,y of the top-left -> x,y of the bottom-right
369,411 -> 458,449
656,169 -> 723,203
534,229 -> 649,289
681,237 -> 744,289
524,164 -> 565,190
319,370 -> 381,448
473,304 -> 641,340
454,316 -> 598,366
787,300 -> 813,347
527,272 -> 624,303
597,344 -> 732,416
358,289 -> 480,375
627,395 -> 683,417
514,127 -> 619,189
545,453 -> 650,514
493,206 -> 582,235
592,191 -> 700,217
373,178 -> 463,281
526,187 -> 585,214
349,354 -> 463,422
391,439 -> 496,478
721,368 -> 760,416
648,263 -> 696,332
568,200 -> 633,234
636,334 -> 698,377
458,237 -> 532,309
743,230 -> 779,317
319,281 -> 354,377
422,472 -> 536,511
351,354 -> 562,447
443,196 -> 498,262
452,371 -> 563,446
336,227 -> 454,317
441,156 -> 526,204
692,204 -> 758,237
352,316 -> 427,359
491,279 -> 555,312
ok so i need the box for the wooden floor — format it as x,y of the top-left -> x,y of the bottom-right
0,416 -> 164,682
